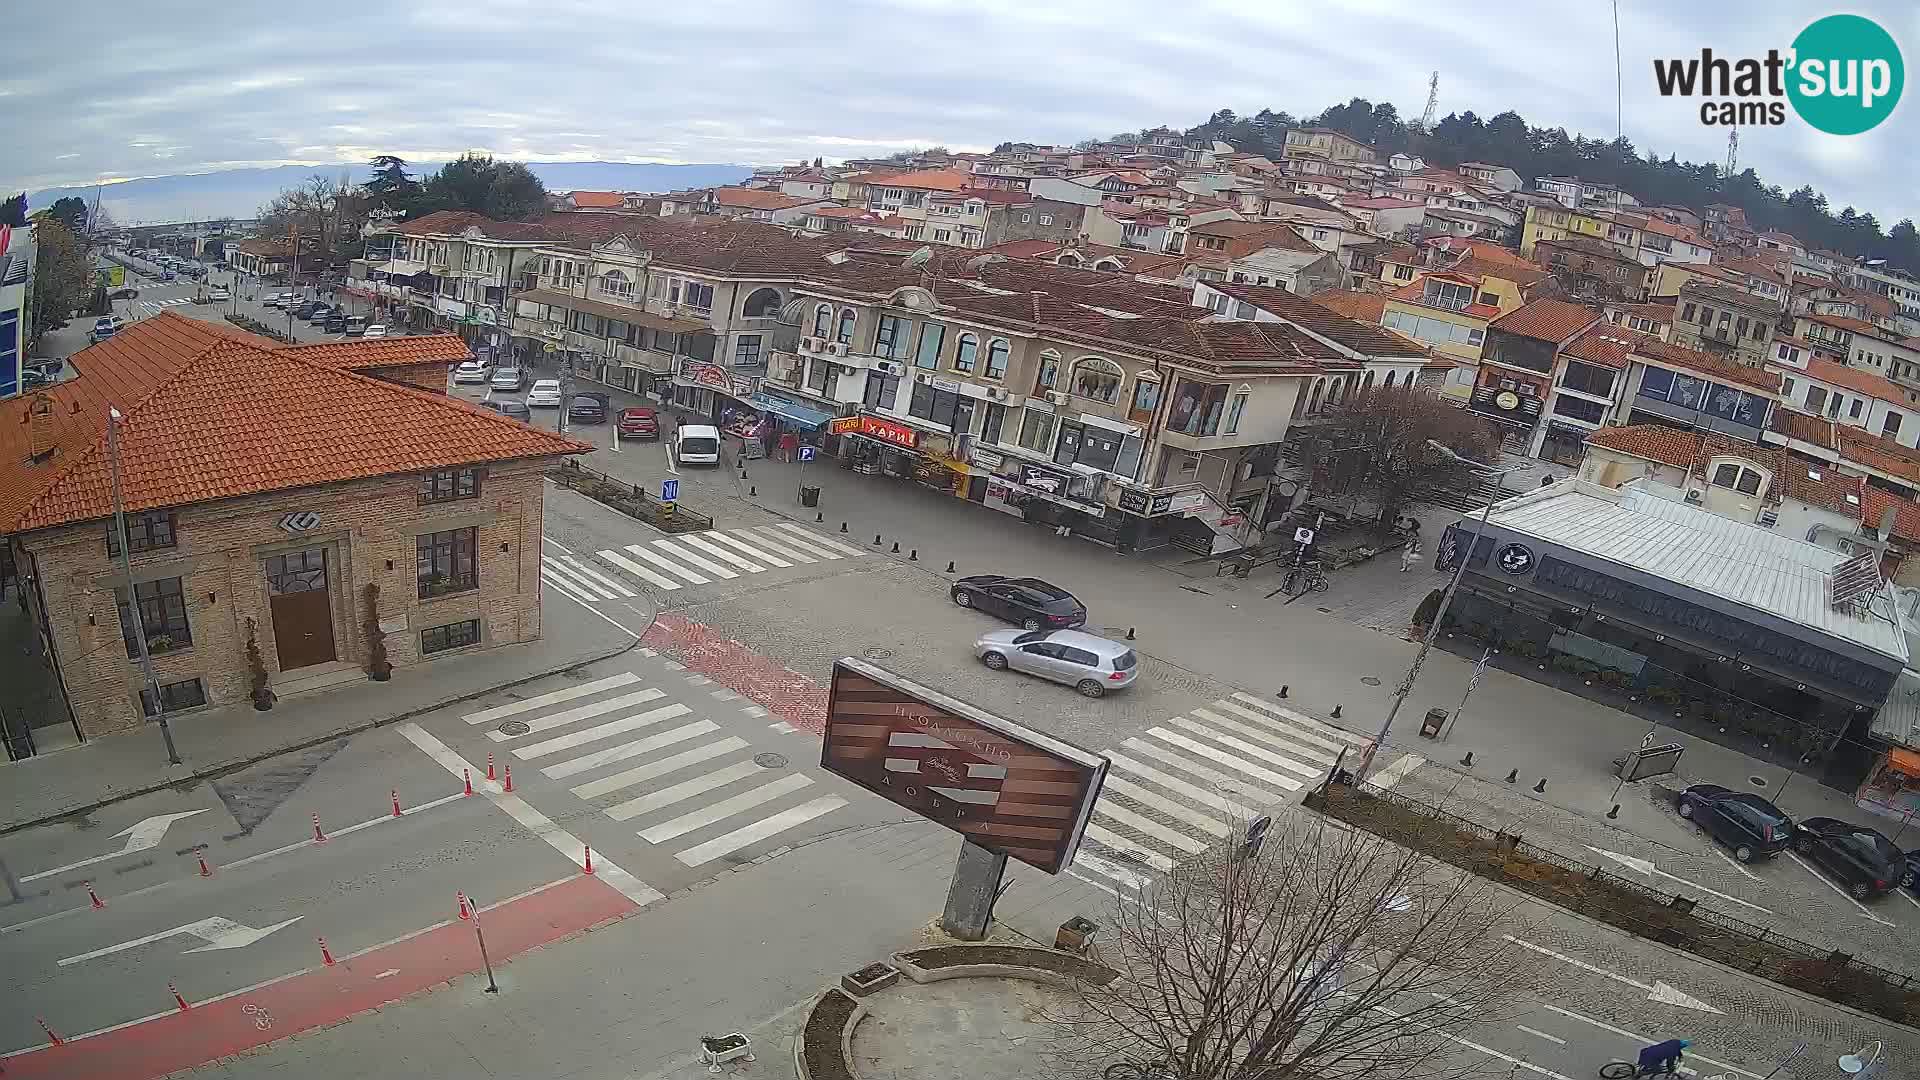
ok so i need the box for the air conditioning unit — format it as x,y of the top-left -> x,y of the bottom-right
829,342 -> 849,357
799,336 -> 820,352
874,359 -> 905,377
914,371 -> 934,384
984,386 -> 1008,401
1684,487 -> 1705,504
1046,390 -> 1070,405
1758,508 -> 1780,527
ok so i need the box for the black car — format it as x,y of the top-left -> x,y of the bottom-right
303,304 -> 337,322
1675,784 -> 1793,862
1900,850 -> 1920,895
950,575 -> 1087,631
1793,816 -> 1902,899
567,392 -> 609,424
108,287 -> 138,300
480,399 -> 533,422
293,301 -> 326,319
323,313 -> 348,333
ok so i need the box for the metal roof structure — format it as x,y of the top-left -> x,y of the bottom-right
1480,478 -> 1908,663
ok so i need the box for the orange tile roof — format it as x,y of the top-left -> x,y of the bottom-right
1804,313 -> 1879,335
566,190 -> 626,209
1632,336 -> 1782,393
712,187 -> 806,211
863,168 -> 975,192
1308,288 -> 1387,323
1835,426 -> 1920,484
1585,425 -> 1704,469
1487,298 -> 1601,344
276,336 -> 472,370
1801,357 -> 1905,401
1768,407 -> 1838,449
7,313 -> 589,534
1563,324 -> 1655,370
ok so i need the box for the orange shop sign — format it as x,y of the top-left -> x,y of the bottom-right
828,416 -> 862,435
857,415 -> 918,449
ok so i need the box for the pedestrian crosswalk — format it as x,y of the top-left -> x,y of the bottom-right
539,523 -> 869,603
460,671 -> 847,867
135,298 -> 195,316
1066,692 -> 1380,893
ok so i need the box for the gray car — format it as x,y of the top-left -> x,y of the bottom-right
973,628 -> 1138,698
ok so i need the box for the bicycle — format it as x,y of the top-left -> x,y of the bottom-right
1599,1063 -> 1686,1079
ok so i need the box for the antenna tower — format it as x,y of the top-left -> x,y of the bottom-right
1418,71 -> 1440,132
1725,128 -> 1738,177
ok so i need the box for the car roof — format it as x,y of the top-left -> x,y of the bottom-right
680,424 -> 721,437
531,379 -> 561,388
1009,577 -> 1072,597
621,406 -> 656,415
1036,629 -> 1132,657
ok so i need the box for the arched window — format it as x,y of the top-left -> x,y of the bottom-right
1057,252 -> 1083,267
1033,348 -> 1059,390
811,303 -> 832,337
1094,257 -> 1124,271
954,334 -> 979,374
599,269 -> 634,300
985,339 -> 1010,380
1129,375 -> 1162,420
836,308 -> 857,345
1362,370 -> 1375,391
1071,357 -> 1125,403
742,287 -> 782,318
1307,378 -> 1325,414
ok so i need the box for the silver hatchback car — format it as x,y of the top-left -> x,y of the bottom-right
974,628 -> 1138,697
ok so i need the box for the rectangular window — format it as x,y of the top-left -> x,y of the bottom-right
734,335 -> 763,368
1559,362 -> 1615,398
417,468 -> 481,505
1805,385 -> 1828,414
907,381 -> 960,428
985,340 -> 1009,380
106,509 -> 178,556
119,577 -> 191,657
1735,317 -> 1749,339
421,619 -> 481,655
1478,291 -> 1499,306
1391,264 -> 1414,281
1550,394 -> 1608,423
1426,280 -> 1475,310
1782,376 -> 1795,397
982,402 -> 1006,445
1035,352 -> 1058,391
953,335 -> 977,374
1850,398 -> 1864,420
1885,413 -> 1904,438
1224,393 -> 1248,434
653,328 -> 678,352
807,358 -> 830,393
1637,367 -> 1675,401
914,322 -> 946,370
140,677 -> 207,717
1017,410 -> 1055,453
417,528 -> 478,599
875,315 -> 904,359
682,282 -> 714,311
863,372 -> 900,411
1039,214 -> 1053,226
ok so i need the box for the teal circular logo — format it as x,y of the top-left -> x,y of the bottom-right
1787,14 -> 1904,135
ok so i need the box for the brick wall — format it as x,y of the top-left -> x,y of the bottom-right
22,459 -> 550,739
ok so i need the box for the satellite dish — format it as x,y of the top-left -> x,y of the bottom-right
965,254 -> 1006,273
901,245 -> 934,271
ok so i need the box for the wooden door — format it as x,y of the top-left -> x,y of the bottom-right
266,548 -> 337,671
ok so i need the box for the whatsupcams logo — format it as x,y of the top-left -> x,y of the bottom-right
1653,14 -> 1903,135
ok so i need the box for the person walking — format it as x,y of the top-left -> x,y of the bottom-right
1400,539 -> 1422,573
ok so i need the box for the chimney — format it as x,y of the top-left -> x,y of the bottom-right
24,396 -> 56,461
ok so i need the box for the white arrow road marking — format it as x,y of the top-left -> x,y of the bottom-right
1585,846 -> 1775,915
1782,850 -> 1896,926
374,968 -> 400,979
22,809 -> 211,882
59,915 -> 302,966
1503,936 -> 1723,1014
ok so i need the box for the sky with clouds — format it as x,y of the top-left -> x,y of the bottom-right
4,0 -> 1913,224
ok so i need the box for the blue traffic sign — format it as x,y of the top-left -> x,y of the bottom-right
661,478 -> 679,502
798,446 -> 817,462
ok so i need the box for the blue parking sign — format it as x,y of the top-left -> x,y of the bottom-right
798,446 -> 816,462
661,478 -> 679,502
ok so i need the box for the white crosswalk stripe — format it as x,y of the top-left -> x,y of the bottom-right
541,556 -> 625,600
699,530 -> 792,567
596,548 -> 683,591
675,533 -> 767,573
456,672 -> 853,866
542,569 -> 602,605
557,526 -> 874,602
751,525 -> 842,560
558,556 -> 638,598
651,538 -> 738,579
774,522 -> 866,557
1067,696 -> 1386,895
726,528 -> 818,563
620,544 -> 710,585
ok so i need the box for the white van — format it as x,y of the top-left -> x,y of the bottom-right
675,424 -> 722,466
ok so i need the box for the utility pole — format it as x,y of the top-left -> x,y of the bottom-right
109,408 -> 181,767
1418,71 -> 1440,133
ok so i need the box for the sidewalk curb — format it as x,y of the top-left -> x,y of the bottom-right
0,634 -> 645,838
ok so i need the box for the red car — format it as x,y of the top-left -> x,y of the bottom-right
618,407 -> 660,439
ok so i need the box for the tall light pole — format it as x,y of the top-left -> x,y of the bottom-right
108,408 -> 182,767
1361,440 -> 1505,781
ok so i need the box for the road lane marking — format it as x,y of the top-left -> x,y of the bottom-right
559,555 -> 638,597
1229,693 -> 1370,744
624,543 -> 712,584
1120,738 -> 1289,801
1162,717 -> 1320,780
1586,846 -> 1775,916
512,703 -> 694,760
1190,707 -> 1339,765
462,672 -> 639,725
1099,775 -> 1230,837
609,760 -> 764,822
1106,754 -> 1257,822
1538,1005 -> 1764,1079
774,522 -> 866,557
397,723 -> 662,906
21,809 -> 210,882
638,772 -> 814,842
1093,801 -> 1209,853
652,538 -> 737,579
676,533 -> 767,573
1502,936 -> 1722,1014
749,525 -> 841,560
566,732 -> 738,795
700,529 -> 793,568
540,534 -> 574,555
483,688 -> 666,741
1514,1025 -> 1566,1046
1082,823 -> 1174,871
597,548 -> 684,591
1783,850 -> 1895,925
1364,753 -> 1426,792
673,796 -> 846,866
542,568 -> 603,604
725,528 -> 817,563
1207,699 -> 1350,755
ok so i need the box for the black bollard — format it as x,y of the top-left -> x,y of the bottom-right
874,534 -> 882,545
816,512 -> 824,522
1607,804 -> 1620,819
841,522 -> 849,533
1278,685 -> 1288,698
1459,751 -> 1474,767
1532,778 -> 1547,793
1505,768 -> 1519,784
890,541 -> 900,553
749,486 -> 756,496
909,549 -> 918,561
945,561 -> 955,573
1126,627 -> 1136,640
1331,704 -> 1342,719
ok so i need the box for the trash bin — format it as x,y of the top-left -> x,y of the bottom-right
1419,707 -> 1447,739
799,486 -> 820,508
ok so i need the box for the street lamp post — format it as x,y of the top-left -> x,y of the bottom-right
1361,440 -> 1505,781
108,408 -> 182,767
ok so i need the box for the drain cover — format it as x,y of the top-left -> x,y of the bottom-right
863,647 -> 894,660
754,752 -> 789,769
1316,606 -> 1333,614
497,720 -> 531,736
1361,677 -> 1382,686
1749,775 -> 1769,788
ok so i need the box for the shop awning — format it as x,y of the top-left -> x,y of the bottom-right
749,393 -> 834,430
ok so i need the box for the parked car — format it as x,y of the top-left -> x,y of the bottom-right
1793,817 -> 1902,899
950,575 -> 1087,631
567,392 -> 609,424
302,304 -> 336,322
361,323 -> 388,339
1901,850 -> 1920,895
107,287 -> 138,300
617,407 -> 659,439
1675,784 -> 1793,862
452,360 -> 490,385
342,316 -> 368,336
974,628 -> 1137,698
489,366 -> 525,392
293,301 -> 326,319
479,399 -> 533,422
674,424 -> 722,464
526,379 -> 564,407
322,313 -> 347,333
89,315 -> 124,343
160,271 -> 176,282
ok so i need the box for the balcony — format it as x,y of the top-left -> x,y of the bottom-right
766,350 -> 806,389
514,316 -> 567,346
1469,385 -> 1544,429
614,342 -> 669,372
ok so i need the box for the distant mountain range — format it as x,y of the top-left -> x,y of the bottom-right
27,161 -> 756,225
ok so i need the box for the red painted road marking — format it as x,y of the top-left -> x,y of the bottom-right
642,613 -> 828,734
3,874 -> 636,1080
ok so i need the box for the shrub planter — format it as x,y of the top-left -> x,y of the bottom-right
892,944 -> 1117,988
793,987 -> 862,1080
840,962 -> 899,998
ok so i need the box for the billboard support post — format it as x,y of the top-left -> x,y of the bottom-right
941,839 -> 1008,941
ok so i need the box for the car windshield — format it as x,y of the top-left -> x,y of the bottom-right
1012,630 -> 1050,644
1851,829 -> 1901,864
1113,650 -> 1137,670
680,437 -> 719,455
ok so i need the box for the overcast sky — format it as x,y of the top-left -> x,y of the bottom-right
5,0 -> 1913,224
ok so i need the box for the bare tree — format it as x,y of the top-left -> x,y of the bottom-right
1043,814 -> 1553,1080
1299,386 -> 1500,539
